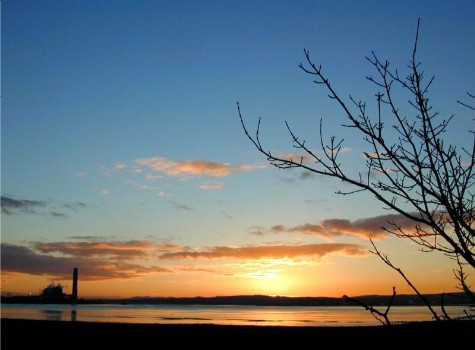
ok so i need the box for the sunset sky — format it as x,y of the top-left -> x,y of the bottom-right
2,0 -> 475,299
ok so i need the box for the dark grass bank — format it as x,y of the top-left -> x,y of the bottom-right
1,318 -> 474,349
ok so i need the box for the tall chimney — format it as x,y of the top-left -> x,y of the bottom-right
72,267 -> 78,303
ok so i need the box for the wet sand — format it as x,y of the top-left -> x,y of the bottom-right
2,318 -> 473,348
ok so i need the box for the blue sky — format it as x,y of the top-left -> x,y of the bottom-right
2,0 -> 474,298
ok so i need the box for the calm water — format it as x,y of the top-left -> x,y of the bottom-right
1,303 -> 471,326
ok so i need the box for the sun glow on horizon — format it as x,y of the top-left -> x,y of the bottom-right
243,267 -> 296,296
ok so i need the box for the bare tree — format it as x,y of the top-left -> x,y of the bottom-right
343,286 -> 397,326
238,19 -> 475,312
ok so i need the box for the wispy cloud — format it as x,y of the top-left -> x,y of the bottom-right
74,171 -> 88,179
63,202 -> 89,211
275,152 -> 315,163
169,200 -> 193,211
2,196 -> 91,218
200,182 -> 224,190
114,163 -> 128,171
221,211 -> 234,220
100,165 -> 113,178
69,235 -> 107,240
1,196 -> 47,215
249,226 -> 266,236
145,173 -> 163,180
275,149 -> 351,163
125,179 -> 160,191
340,147 -> 352,153
253,213 -> 421,240
299,171 -> 317,180
136,157 -> 263,178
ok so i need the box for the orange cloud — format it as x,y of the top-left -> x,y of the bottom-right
136,157 -> 263,177
33,240 -> 162,259
1,239 -> 366,282
259,213 -> 423,240
158,243 -> 367,260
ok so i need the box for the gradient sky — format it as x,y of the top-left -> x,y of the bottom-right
2,0 -> 474,299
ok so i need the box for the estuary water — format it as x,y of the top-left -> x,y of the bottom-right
0,303 -> 471,327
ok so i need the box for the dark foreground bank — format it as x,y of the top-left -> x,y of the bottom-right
2,318 -> 474,349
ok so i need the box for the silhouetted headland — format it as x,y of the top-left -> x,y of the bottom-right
2,292 -> 473,307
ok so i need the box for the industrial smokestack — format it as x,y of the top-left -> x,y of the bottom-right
72,267 -> 78,303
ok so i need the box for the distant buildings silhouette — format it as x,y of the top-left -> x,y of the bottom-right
39,267 -> 79,304
40,282 -> 66,302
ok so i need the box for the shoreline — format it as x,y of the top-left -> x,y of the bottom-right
2,291 -> 472,307
2,318 -> 474,348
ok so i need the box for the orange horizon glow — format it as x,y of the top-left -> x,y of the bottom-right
2,214 -> 472,300
2,247 -> 469,300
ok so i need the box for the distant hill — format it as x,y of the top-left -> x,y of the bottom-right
122,293 -> 473,307
3,292 -> 473,306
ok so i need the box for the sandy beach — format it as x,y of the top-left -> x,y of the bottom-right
2,318 -> 473,349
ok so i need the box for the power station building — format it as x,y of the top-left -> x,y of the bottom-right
72,267 -> 78,303
39,267 -> 79,303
